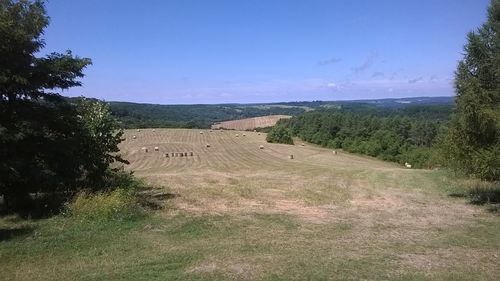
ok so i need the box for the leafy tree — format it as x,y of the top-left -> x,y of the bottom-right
266,123 -> 294,145
0,0 -> 113,211
440,0 -> 500,180
76,98 -> 129,190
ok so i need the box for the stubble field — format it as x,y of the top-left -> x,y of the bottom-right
1,128 -> 499,280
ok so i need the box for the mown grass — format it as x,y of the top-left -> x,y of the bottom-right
1,130 -> 500,280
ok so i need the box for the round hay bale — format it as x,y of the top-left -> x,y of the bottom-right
199,131 -> 204,134
235,134 -> 239,137
253,130 -> 257,132
154,146 -> 159,151
132,135 -> 136,139
137,129 -> 140,132
190,151 -> 194,156
165,153 -> 169,158
206,143 -> 210,148
243,133 -> 246,136
257,133 -> 261,135
152,129 -> 156,132
179,153 -> 183,157
289,154 -> 294,159
141,147 -> 148,153
259,145 -> 264,149
184,152 -> 188,156
301,143 -> 305,146
332,150 -> 337,155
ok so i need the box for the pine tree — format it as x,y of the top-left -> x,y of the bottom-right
441,0 -> 500,180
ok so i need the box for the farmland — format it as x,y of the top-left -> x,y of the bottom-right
1,128 -> 499,280
211,115 -> 292,131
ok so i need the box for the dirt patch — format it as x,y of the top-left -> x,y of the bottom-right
175,198 -> 333,223
398,248 -> 500,274
187,260 -> 261,280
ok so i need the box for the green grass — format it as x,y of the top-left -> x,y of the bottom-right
1,130 -> 499,280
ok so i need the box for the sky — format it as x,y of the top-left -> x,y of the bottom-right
42,0 -> 490,104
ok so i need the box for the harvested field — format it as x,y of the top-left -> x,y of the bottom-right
211,115 -> 291,130
1,128 -> 498,281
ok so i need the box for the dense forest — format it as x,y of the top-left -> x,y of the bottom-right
100,97 -> 454,129
268,105 -> 451,168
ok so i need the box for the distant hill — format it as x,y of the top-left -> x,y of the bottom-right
66,96 -> 454,129
211,115 -> 292,130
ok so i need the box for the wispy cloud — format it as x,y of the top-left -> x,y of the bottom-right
372,71 -> 385,78
408,76 -> 424,84
318,57 -> 341,66
352,51 -> 378,74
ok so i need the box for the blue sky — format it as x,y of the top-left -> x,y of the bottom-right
43,0 -> 490,104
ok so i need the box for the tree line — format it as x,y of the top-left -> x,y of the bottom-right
268,0 -> 499,181
268,106 -> 446,168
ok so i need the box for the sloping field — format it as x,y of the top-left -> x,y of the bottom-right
211,115 -> 291,130
117,129 -> 499,280
2,129 -> 498,280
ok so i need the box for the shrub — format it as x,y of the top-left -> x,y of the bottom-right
67,189 -> 143,221
266,125 -> 294,144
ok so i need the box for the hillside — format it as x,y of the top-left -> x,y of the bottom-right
3,128 -> 499,280
211,115 -> 292,130
85,96 -> 455,129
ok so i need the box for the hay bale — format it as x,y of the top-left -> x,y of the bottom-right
179,152 -> 184,157
184,152 -> 188,156
332,150 -> 337,155
154,146 -> 159,151
235,134 -> 239,137
199,131 -> 204,134
132,135 -> 136,139
257,133 -> 261,135
243,133 -> 246,136
289,154 -> 294,159
152,129 -> 156,132
259,145 -> 264,149
301,143 -> 305,146
137,129 -> 140,132
253,130 -> 257,132
190,151 -> 194,156
141,147 -> 148,153
165,153 -> 169,158
206,143 -> 211,148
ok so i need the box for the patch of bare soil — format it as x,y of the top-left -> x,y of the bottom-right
187,260 -> 261,280
398,248 -> 500,274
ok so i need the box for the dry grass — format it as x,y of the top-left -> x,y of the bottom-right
1,128 -> 499,280
211,115 -> 291,130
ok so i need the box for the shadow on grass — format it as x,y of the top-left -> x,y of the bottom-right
0,193 -> 69,219
137,190 -> 180,210
0,225 -> 34,242
449,181 -> 500,213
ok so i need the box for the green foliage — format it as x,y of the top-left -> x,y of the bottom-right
0,1 -> 126,212
75,98 -> 128,189
102,97 -> 453,129
282,106 -> 447,168
107,101 -> 307,129
439,0 -> 500,181
67,189 -> 143,222
266,122 -> 294,144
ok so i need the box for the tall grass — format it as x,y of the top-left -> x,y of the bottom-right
67,189 -> 143,221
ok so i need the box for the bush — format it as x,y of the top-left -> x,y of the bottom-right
266,125 -> 294,144
67,189 -> 143,221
